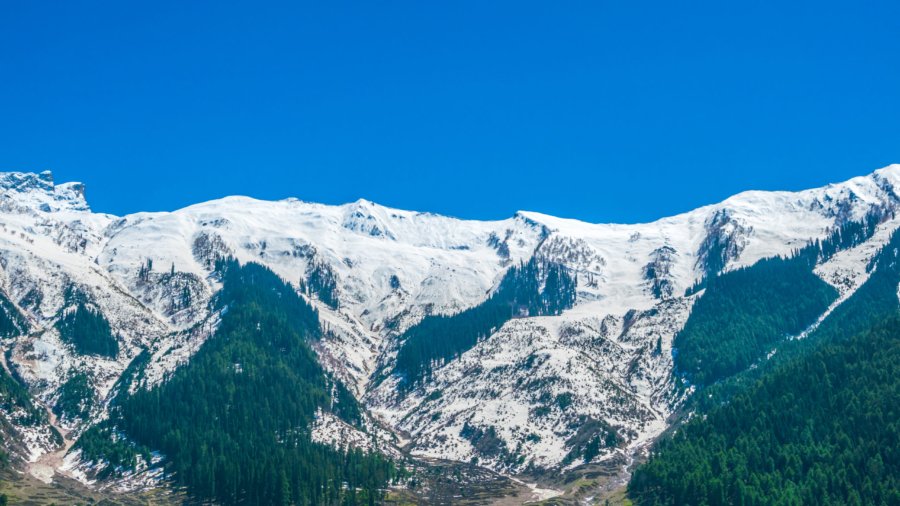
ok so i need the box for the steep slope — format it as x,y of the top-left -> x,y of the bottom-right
0,164 -> 897,500
85,259 -> 397,505
99,195 -> 546,394
0,172 -> 174,482
0,170 -> 549,490
630,291 -> 900,505
369,165 -> 900,472
673,255 -> 839,385
627,209 -> 900,505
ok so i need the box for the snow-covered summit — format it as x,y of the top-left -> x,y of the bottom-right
0,170 -> 90,213
0,164 -> 897,351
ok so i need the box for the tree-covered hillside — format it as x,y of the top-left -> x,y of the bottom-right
630,315 -> 900,506
55,302 -> 119,358
674,211 -> 891,387
674,255 -> 837,386
82,258 -> 397,505
630,226 -> 900,505
0,291 -> 27,340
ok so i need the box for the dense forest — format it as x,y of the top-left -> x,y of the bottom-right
630,315 -> 900,506
796,208 -> 887,265
0,291 -> 27,340
53,371 -> 94,421
83,258 -> 397,505
674,211 -> 892,387
0,359 -> 47,433
55,301 -> 120,358
689,225 -> 900,414
75,419 -> 153,480
0,296 -> 48,506
0,296 -> 35,426
809,227 -> 900,344
674,255 -> 837,386
393,256 -> 576,387
630,226 -> 900,505
0,296 -> 39,506
306,261 -> 340,310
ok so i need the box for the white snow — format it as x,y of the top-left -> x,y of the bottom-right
310,409 -> 402,459
0,164 -> 898,488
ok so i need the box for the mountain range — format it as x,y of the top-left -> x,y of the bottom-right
0,165 -> 898,504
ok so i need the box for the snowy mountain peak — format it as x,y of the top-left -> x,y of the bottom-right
873,163 -> 900,178
2,163 -> 900,491
352,197 -> 376,207
0,170 -> 90,213
342,198 -> 398,239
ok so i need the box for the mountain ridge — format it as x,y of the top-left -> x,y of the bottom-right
8,163 -> 900,224
0,164 -> 898,501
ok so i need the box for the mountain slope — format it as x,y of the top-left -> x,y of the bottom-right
368,166 -> 900,472
95,259 -> 397,505
630,305 -> 900,506
0,164 -> 897,501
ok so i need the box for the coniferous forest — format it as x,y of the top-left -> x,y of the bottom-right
83,259 -> 397,505
6,4 -> 900,505
53,371 -> 94,421
55,302 -> 120,358
673,211 -> 890,387
306,261 -> 341,310
630,314 -> 900,506
629,225 -> 900,505
0,321 -> 55,505
0,292 -> 27,340
674,255 -> 838,386
3,197 -> 898,506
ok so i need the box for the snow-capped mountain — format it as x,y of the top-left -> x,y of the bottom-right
1,165 -> 899,492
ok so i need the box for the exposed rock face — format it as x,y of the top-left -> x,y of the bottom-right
0,171 -> 91,213
695,209 -> 751,278
644,245 -> 677,299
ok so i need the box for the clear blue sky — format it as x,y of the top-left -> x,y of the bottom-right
2,1 -> 898,223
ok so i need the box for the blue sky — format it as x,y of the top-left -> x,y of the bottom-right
1,1 -> 898,223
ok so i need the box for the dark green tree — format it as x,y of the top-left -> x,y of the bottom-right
56,303 -> 119,358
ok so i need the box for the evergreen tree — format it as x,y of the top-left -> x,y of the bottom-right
629,225 -> 900,506
53,371 -> 94,421
0,291 -> 27,339
306,261 -> 340,310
